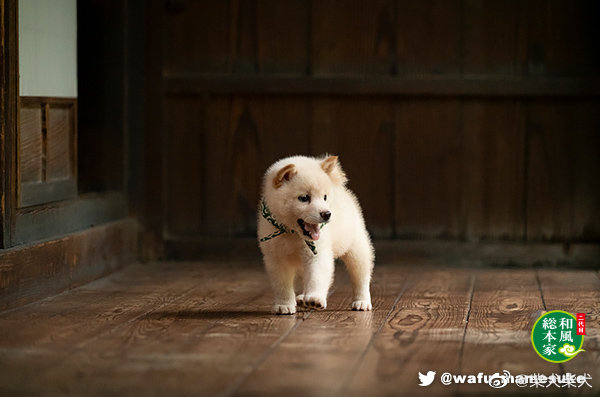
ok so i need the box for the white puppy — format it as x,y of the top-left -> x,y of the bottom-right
257,155 -> 374,314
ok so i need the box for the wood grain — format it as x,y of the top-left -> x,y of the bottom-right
46,106 -> 73,181
460,270 -> 558,394
461,100 -> 526,240
394,99 -> 462,239
163,0 -> 231,74
165,75 -> 600,97
1,263 -> 599,396
14,192 -> 127,245
235,265 -> 409,396
526,101 -> 573,241
198,96 -> 310,238
311,97 -> 394,238
150,1 -> 600,248
18,106 -> 43,183
345,269 -> 473,396
0,262 -> 259,392
2,264 -> 296,396
164,96 -> 205,236
201,96 -> 262,237
17,98 -> 77,208
0,218 -> 136,311
311,0 -> 395,75
537,270 -> 600,385
461,0 -> 524,75
525,100 -> 600,241
257,0 -> 308,74
569,101 -> 600,241
396,0 -> 461,75
1,0 -> 19,248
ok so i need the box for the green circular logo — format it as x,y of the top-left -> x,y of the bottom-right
531,310 -> 584,363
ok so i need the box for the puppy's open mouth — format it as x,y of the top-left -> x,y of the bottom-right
297,219 -> 320,241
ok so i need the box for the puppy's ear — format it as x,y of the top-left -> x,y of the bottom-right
321,156 -> 338,174
273,163 -> 297,188
321,155 -> 348,185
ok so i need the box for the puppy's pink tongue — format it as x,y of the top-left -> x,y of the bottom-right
305,223 -> 320,240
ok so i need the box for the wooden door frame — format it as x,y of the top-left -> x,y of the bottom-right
1,0 -> 18,248
1,0 -> 133,248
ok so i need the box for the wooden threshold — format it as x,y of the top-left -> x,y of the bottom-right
165,74 -> 600,98
0,218 -> 137,311
13,191 -> 128,246
164,237 -> 600,268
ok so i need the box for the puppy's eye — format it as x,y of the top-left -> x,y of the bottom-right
324,195 -> 328,201
298,194 -> 310,203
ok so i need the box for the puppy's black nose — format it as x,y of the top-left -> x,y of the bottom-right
320,211 -> 331,221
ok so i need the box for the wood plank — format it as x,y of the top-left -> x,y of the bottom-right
537,270 -> 600,388
231,0 -> 258,73
569,101 -> 600,241
394,99 -> 462,238
14,192 -> 128,245
253,97 -> 311,173
461,100 -> 526,240
311,98 -> 394,238
0,217 -> 136,311
166,96 -> 311,240
526,101 -> 572,240
0,263 -> 269,393
6,265 -> 303,396
164,96 -> 205,236
46,106 -> 73,181
18,106 -> 43,183
163,237 -> 600,269
396,0 -> 461,74
1,263 -> 598,396
311,0 -> 395,75
163,0 -> 231,74
344,269 -> 473,396
526,100 -> 600,241
233,265 -> 410,396
1,0 -> 19,248
460,270 -> 558,394
374,240 -> 600,269
201,96 -> 310,238
202,96 -> 262,237
165,75 -> 600,97
462,0 -> 524,75
19,179 -> 77,208
0,262 -> 219,347
256,0 -> 308,74
139,0 -> 166,260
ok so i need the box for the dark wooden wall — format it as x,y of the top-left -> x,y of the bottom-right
147,0 -> 600,249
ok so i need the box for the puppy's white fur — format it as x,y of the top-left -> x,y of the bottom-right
258,155 -> 374,314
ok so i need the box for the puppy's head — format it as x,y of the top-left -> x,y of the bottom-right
264,155 -> 347,241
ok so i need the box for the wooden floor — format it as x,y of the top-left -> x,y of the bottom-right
0,261 -> 598,396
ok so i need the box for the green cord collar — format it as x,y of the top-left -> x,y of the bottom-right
259,199 -> 320,255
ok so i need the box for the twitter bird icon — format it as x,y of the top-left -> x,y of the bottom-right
418,371 -> 436,386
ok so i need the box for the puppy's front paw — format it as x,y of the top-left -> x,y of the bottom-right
301,295 -> 327,310
351,300 -> 372,311
295,294 -> 306,308
272,303 -> 296,315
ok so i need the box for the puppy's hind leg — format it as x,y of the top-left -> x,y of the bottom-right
341,235 -> 374,311
264,257 -> 297,315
